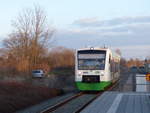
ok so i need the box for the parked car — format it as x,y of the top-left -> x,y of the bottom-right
145,63 -> 150,73
32,70 -> 44,78
138,66 -> 146,74
130,66 -> 139,73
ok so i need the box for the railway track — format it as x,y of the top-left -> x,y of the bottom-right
40,92 -> 83,113
40,80 -> 119,113
75,80 -> 120,113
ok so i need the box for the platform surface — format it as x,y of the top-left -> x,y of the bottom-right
81,91 -> 150,113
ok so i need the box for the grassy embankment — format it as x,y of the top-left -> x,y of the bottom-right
0,81 -> 63,113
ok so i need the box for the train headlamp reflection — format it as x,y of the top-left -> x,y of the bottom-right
78,71 -> 82,76
100,72 -> 104,76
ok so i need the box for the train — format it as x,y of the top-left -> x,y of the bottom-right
75,47 -> 121,91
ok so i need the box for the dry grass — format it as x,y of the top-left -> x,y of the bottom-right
0,81 -> 63,113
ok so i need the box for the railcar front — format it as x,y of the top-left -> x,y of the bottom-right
75,48 -> 111,91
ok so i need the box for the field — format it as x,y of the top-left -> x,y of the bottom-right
0,81 -> 63,113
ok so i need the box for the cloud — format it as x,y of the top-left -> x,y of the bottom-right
73,16 -> 150,28
72,16 -> 150,38
55,16 -> 150,59
66,22 -> 150,38
112,45 -> 150,59
55,23 -> 150,48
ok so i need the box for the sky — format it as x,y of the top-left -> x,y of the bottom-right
0,0 -> 150,59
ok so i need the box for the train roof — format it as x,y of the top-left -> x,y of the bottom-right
77,47 -> 110,51
77,47 -> 121,59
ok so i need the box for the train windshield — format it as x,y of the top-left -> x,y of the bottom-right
78,50 -> 106,70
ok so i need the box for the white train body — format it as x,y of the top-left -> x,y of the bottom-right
75,47 -> 120,91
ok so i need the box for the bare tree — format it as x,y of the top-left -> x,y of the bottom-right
3,6 -> 55,73
48,47 -> 75,70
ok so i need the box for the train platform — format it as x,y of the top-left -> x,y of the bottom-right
81,91 -> 150,113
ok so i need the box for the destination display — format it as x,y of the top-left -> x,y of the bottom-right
78,54 -> 105,59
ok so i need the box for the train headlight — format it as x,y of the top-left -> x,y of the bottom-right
100,72 -> 104,76
78,71 -> 82,76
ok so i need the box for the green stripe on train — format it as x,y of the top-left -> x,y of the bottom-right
76,81 -> 111,91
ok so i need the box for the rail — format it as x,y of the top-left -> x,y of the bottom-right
40,92 -> 83,113
40,80 -> 119,113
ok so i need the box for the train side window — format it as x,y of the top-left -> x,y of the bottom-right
109,55 -> 111,63
110,60 -> 114,72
